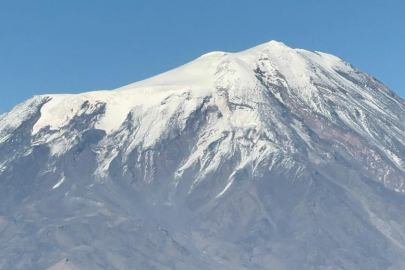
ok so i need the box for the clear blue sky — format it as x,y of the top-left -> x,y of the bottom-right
1,0 -> 404,114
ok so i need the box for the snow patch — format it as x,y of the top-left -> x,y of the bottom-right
53,174 -> 66,189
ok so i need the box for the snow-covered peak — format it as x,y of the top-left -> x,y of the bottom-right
114,40 -> 351,100
2,40 -> 357,140
4,41 -> 405,170
241,40 -> 290,52
116,40 -> 322,93
2,41 -> 405,270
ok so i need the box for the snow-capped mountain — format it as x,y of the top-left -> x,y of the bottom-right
1,41 -> 405,270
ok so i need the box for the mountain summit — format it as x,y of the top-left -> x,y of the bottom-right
1,41 -> 405,270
